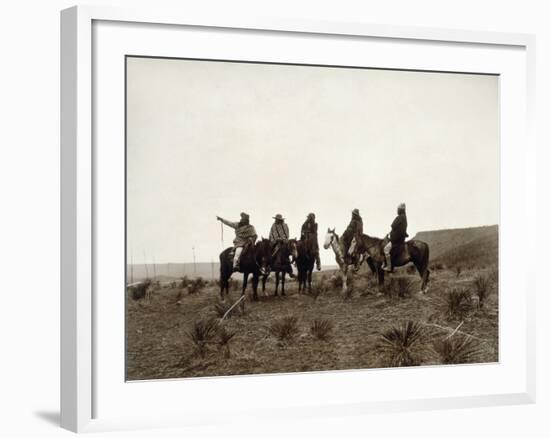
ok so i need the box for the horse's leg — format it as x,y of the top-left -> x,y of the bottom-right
413,259 -> 430,294
252,273 -> 259,301
274,271 -> 279,296
281,273 -> 286,296
377,266 -> 385,295
308,268 -> 313,293
342,265 -> 348,294
262,274 -> 267,294
242,272 -> 249,297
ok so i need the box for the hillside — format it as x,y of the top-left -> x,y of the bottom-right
413,225 -> 498,261
432,231 -> 498,268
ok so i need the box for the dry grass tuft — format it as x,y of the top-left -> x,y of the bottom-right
268,316 -> 300,344
444,288 -> 472,320
375,320 -> 425,367
433,335 -> 482,364
310,318 -> 334,341
185,318 -> 218,358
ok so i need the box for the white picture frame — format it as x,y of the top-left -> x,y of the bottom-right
60,5 -> 536,433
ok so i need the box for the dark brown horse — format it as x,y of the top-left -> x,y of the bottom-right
260,239 -> 298,296
219,239 -> 272,301
359,234 -> 430,293
296,238 -> 316,293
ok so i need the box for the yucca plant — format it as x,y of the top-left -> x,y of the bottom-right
310,318 -> 334,341
433,335 -> 481,364
473,274 -> 490,308
185,318 -> 218,358
268,316 -> 300,344
213,301 -> 231,319
444,288 -> 472,320
217,326 -> 236,358
375,320 -> 425,367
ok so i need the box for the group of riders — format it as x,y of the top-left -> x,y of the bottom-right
216,202 -> 409,275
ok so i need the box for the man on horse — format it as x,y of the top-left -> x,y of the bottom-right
342,208 -> 363,266
383,203 -> 409,272
269,214 -> 294,277
216,212 -> 258,271
300,212 -> 321,271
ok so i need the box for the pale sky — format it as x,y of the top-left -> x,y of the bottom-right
126,57 -> 499,265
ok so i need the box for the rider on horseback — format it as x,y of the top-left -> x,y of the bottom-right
216,212 -> 258,271
269,214 -> 294,277
383,203 -> 409,272
300,212 -> 321,271
342,208 -> 363,266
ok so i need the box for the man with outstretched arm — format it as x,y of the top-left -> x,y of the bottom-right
216,212 -> 258,271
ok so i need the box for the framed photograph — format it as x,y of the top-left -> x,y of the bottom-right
61,5 -> 536,433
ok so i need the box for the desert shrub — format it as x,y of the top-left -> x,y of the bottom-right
185,318 -> 218,358
473,274 -> 491,308
433,335 -> 481,364
217,326 -> 236,358
375,320 -> 425,367
268,316 -> 300,344
180,275 -> 190,289
432,262 -> 444,271
310,318 -> 334,341
170,281 -> 177,289
444,288 -> 472,320
188,277 -> 206,294
455,265 -> 463,278
129,279 -> 151,300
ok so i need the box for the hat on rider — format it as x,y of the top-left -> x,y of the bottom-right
398,203 -> 406,210
273,214 -> 285,221
352,208 -> 360,216
307,212 -> 315,219
240,212 -> 250,220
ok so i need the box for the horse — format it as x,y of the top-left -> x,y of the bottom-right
323,228 -> 362,294
295,237 -> 317,293
219,238 -> 272,301
261,239 -> 298,296
359,234 -> 431,293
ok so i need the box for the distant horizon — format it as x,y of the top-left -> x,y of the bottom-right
127,222 -> 498,265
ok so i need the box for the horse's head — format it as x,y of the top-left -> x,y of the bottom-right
256,237 -> 272,276
288,238 -> 298,261
323,228 -> 337,249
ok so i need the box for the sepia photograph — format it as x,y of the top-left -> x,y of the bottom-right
125,56 -> 499,380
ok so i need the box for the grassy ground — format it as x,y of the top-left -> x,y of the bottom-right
126,260 -> 498,380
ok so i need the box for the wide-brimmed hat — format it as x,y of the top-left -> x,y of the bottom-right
352,208 -> 360,216
273,214 -> 285,221
240,212 -> 250,220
